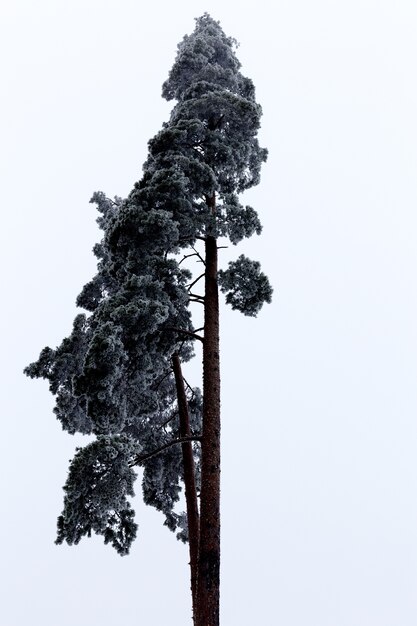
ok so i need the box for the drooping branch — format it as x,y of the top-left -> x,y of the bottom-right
130,435 -> 202,466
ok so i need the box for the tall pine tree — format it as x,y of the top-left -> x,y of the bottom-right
25,14 -> 272,626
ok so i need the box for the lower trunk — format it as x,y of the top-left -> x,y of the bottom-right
195,233 -> 221,626
172,353 -> 200,623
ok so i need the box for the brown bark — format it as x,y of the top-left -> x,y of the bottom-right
172,353 -> 200,623
196,192 -> 221,626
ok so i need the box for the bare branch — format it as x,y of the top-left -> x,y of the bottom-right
183,376 -> 196,395
130,435 -> 202,466
159,409 -> 179,430
191,246 -> 206,265
179,252 -> 200,266
154,368 -> 173,392
187,273 -> 205,291
189,292 -> 205,302
165,326 -> 204,343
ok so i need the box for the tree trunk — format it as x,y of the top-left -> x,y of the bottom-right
172,352 -> 200,624
196,210 -> 221,626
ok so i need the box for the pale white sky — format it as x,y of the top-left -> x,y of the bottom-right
1,1 -> 417,625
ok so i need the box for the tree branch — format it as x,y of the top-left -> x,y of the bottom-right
187,273 -> 205,291
130,435 -> 202,466
189,297 -> 205,305
166,326 -> 204,342
191,246 -> 206,265
183,376 -> 196,395
179,252 -> 201,266
158,409 -> 179,430
189,292 -> 205,302
154,368 -> 174,392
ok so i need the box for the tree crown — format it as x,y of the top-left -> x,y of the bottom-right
25,14 -> 271,556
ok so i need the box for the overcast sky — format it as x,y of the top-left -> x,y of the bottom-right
1,1 -> 417,625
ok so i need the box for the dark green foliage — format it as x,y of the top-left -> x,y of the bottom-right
219,195 -> 263,244
218,255 -> 273,316
25,14 -> 271,558
25,315 -> 93,434
56,435 -> 140,555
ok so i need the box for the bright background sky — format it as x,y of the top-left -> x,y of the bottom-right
1,1 -> 417,625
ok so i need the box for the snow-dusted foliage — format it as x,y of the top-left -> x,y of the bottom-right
25,315 -> 93,434
25,13 -> 270,557
218,255 -> 273,316
25,191 -> 200,550
56,435 -> 140,555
